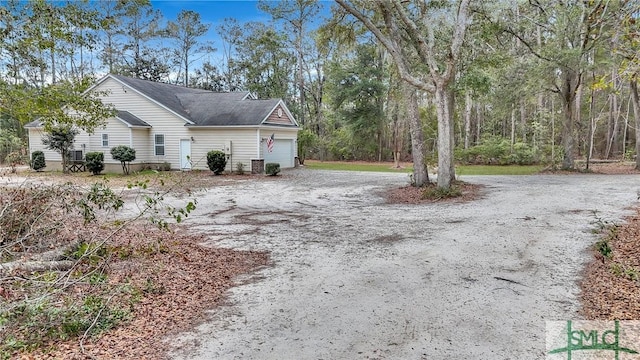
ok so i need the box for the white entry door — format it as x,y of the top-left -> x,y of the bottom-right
180,139 -> 192,170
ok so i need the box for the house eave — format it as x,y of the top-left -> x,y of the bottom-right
184,124 -> 300,129
260,123 -> 301,129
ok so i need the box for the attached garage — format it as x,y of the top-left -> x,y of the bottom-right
263,139 -> 295,168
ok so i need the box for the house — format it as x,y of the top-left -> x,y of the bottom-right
25,74 -> 300,173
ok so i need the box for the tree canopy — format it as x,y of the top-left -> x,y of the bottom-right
2,0 -> 640,186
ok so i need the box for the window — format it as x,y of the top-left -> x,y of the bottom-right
101,134 -> 109,147
69,150 -> 83,162
154,134 -> 165,156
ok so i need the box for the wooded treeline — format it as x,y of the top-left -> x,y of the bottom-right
1,0 -> 640,176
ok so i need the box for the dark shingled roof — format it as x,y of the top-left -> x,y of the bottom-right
110,75 -> 292,127
116,110 -> 151,127
176,93 -> 282,126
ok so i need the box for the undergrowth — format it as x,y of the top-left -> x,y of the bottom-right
422,183 -> 463,200
589,211 -> 640,283
0,178 -> 197,358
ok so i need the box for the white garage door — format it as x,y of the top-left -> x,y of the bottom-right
264,139 -> 294,168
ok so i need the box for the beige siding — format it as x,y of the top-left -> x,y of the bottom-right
132,128 -> 151,161
92,77 -> 191,169
188,128 -> 259,171
28,128 -> 60,161
82,118 -> 131,163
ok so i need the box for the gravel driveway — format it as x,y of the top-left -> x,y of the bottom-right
169,169 -> 640,360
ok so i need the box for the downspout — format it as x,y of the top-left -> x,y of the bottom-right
256,128 -> 261,158
129,128 -> 134,168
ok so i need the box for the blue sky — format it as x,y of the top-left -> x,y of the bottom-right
152,0 -> 333,37
150,0 -> 333,70
152,1 -> 274,26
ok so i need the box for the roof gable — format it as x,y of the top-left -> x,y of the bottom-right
262,101 -> 298,127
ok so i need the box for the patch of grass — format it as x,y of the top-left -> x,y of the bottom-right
456,165 -> 543,175
305,161 -> 542,175
304,161 -> 411,173
0,291 -> 132,357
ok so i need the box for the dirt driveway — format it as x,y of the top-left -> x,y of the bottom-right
169,169 -> 640,360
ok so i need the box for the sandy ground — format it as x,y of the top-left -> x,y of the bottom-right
164,169 -> 640,360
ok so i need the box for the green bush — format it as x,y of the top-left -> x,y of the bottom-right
85,152 -> 105,175
235,162 -> 245,175
507,142 -> 536,165
207,150 -> 227,175
110,145 -> 136,175
265,162 -> 280,176
456,137 -> 540,165
31,151 -> 46,171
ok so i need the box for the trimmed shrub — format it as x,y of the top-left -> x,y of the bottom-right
207,150 -> 227,175
265,162 -> 280,176
31,151 -> 46,171
235,162 -> 245,175
110,145 -> 136,175
85,152 -> 105,175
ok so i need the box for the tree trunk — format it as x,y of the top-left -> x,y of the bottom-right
510,105 -> 516,151
391,99 -> 403,168
606,92 -> 617,159
404,83 -> 428,186
574,82 -> 583,156
378,129 -> 383,162
435,84 -> 455,188
476,104 -> 482,145
551,99 -> 556,166
560,70 -> 580,170
185,53 -> 189,87
297,20 -> 305,127
630,76 -> 640,170
464,91 -> 472,149
587,78 -> 596,170
623,96 -> 630,160
561,99 -> 574,169
0,260 -> 74,274
447,87 -> 456,181
520,98 -> 526,142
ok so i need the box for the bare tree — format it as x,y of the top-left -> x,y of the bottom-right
335,0 -> 472,189
259,0 -> 320,126
166,10 -> 214,87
